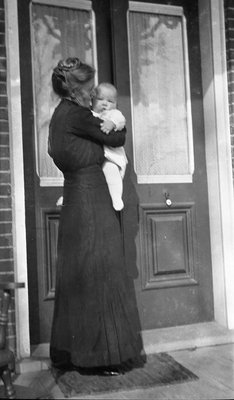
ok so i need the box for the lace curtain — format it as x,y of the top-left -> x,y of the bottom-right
31,2 -> 95,185
128,6 -> 194,183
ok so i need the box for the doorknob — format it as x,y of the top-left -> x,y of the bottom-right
56,196 -> 63,207
164,192 -> 172,207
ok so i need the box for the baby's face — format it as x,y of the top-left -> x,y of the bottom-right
93,86 -> 117,113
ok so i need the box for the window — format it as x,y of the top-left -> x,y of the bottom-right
127,2 -> 194,183
31,0 -> 97,185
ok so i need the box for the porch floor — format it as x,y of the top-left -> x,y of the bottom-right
11,322 -> 234,399
11,342 -> 234,399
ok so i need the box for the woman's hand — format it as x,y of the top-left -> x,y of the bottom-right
100,119 -> 116,134
69,108 -> 126,147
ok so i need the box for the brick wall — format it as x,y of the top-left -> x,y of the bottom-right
225,0 -> 234,180
0,0 -> 16,353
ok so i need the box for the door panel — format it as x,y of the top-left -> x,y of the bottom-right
139,204 -> 197,289
111,0 -> 214,328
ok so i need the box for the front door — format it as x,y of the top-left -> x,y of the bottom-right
112,0 -> 214,329
18,0 -> 213,344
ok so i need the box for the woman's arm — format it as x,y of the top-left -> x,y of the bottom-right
68,106 -> 126,147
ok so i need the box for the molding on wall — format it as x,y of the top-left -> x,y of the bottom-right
5,0 -> 30,358
199,0 -> 234,329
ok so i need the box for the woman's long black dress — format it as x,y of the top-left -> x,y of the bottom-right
49,99 -> 143,369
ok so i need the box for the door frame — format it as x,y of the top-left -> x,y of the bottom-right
5,0 -> 234,358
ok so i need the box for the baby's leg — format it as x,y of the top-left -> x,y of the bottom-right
102,160 -> 124,211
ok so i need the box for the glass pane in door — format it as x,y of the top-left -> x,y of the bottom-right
31,1 -> 96,185
127,3 -> 194,183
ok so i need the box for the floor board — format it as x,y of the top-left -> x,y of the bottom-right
12,343 -> 234,399
171,344 -> 234,391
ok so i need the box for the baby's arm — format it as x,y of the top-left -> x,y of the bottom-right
100,119 -> 116,134
92,110 -> 116,134
101,109 -> 126,131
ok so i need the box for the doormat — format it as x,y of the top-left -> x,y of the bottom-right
52,352 -> 199,398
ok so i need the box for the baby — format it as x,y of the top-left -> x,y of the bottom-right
56,83 -> 128,210
92,82 -> 128,211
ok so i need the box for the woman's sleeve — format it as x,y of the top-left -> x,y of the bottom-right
68,107 -> 126,147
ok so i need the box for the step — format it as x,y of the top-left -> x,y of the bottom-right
16,321 -> 234,374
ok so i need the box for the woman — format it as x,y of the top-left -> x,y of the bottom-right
48,57 -> 144,375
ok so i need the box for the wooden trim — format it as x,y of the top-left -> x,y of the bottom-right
137,175 -> 193,184
40,177 -> 64,187
199,0 -> 234,329
128,2 -> 183,16
32,0 -> 92,10
5,0 -> 30,358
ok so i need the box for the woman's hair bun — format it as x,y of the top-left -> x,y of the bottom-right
52,56 -> 95,99
56,57 -> 81,73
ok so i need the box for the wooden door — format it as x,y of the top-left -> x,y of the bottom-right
18,0 -> 113,344
18,0 -> 214,344
111,0 -> 214,329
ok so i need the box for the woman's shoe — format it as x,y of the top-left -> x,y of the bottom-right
74,365 -> 125,376
101,370 -> 121,376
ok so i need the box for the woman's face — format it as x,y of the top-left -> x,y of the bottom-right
79,78 -> 95,107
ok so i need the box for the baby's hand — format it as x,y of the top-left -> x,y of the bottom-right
100,119 -> 116,134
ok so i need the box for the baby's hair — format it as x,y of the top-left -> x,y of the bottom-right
93,82 -> 118,98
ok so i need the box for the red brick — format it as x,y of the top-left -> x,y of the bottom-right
228,70 -> 234,82
0,235 -> 12,247
227,58 -> 234,70
0,210 -> 12,221
0,134 -> 9,146
0,158 -> 10,170
0,57 -> 6,69
0,34 -> 5,46
0,10 -> 4,21
0,120 -> 9,130
226,19 -> 234,30
0,247 -> 13,259
228,81 -> 234,92
0,82 -> 6,94
0,271 -> 14,279
0,108 -> 8,120
0,96 -> 7,107
0,172 -> 11,184
230,113 -> 234,126
0,261 -> 14,272
0,67 -> 6,80
0,46 -> 6,57
0,185 -> 11,196
0,223 -> 11,234
0,197 -> 11,208
0,145 -> 9,157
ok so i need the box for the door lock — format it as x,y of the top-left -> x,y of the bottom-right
164,192 -> 172,207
